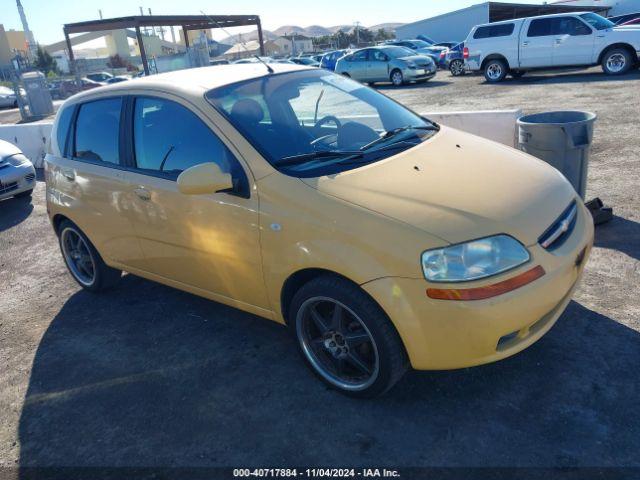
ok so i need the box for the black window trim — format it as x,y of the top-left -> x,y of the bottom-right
124,94 -> 250,198
69,95 -> 126,170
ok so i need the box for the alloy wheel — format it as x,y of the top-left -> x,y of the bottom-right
606,53 -> 626,73
486,62 -> 503,80
391,71 -> 403,86
296,297 -> 380,391
450,60 -> 464,76
61,227 -> 96,286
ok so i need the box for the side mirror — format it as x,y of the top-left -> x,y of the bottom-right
177,162 -> 233,195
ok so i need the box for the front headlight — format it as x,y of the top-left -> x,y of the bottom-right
6,154 -> 30,166
421,235 -> 530,282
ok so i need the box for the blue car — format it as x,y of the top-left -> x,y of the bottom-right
320,50 -> 348,71
445,43 -> 466,76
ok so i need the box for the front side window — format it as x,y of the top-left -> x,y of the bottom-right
555,17 -> 592,36
132,97 -> 241,180
206,70 -> 439,178
74,98 -> 122,164
580,13 -> 615,30
371,50 -> 389,62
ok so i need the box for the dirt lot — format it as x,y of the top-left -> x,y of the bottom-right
1,67 -> 639,473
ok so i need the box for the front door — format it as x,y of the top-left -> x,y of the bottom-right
367,50 -> 390,82
520,18 -> 555,68
552,16 -> 595,66
122,95 -> 269,310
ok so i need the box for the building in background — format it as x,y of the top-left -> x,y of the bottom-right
396,1 -> 610,43
552,0 -> 640,16
267,34 -> 313,56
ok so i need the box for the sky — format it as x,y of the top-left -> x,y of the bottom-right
0,0 -> 547,45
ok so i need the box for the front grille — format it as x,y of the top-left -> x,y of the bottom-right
25,173 -> 35,182
0,181 -> 18,195
538,201 -> 578,251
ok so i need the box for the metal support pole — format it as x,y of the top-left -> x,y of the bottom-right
257,18 -> 265,56
63,28 -> 80,85
136,26 -> 150,75
183,26 -> 190,48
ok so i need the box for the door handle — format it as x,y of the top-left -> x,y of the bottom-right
522,41 -> 529,46
61,168 -> 75,181
555,38 -> 563,44
133,187 -> 151,201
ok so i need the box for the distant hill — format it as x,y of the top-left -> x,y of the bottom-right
220,22 -> 404,44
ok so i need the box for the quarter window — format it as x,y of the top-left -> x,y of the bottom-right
74,98 -> 122,164
132,97 -> 240,179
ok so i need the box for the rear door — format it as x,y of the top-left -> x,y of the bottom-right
121,94 -> 269,310
49,96 -> 145,269
552,16 -> 595,66
520,18 -> 555,68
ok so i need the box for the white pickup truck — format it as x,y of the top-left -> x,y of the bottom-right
464,12 -> 640,82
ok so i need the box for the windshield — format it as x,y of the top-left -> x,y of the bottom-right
383,46 -> 416,58
206,70 -> 438,178
580,13 -> 615,30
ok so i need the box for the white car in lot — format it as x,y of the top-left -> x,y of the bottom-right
464,12 -> 640,82
0,140 -> 36,201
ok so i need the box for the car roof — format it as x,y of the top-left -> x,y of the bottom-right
64,63 -> 309,104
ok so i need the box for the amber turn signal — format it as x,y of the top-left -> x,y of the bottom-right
426,265 -> 546,301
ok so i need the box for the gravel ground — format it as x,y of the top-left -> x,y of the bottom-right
0,67 -> 639,473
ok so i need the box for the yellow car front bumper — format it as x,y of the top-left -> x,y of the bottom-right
363,202 -> 594,370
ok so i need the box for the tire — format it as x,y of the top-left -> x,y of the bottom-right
390,69 -> 404,87
601,48 -> 633,75
58,220 -> 122,292
289,275 -> 408,398
510,70 -> 525,78
449,59 -> 465,76
14,189 -> 33,198
483,58 -> 508,83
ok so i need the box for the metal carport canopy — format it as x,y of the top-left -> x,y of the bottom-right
488,2 -> 610,22
63,14 -> 265,75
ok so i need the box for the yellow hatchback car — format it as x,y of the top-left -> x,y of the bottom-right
45,64 -> 593,397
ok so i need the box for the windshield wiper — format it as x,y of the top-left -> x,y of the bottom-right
277,150 -> 363,167
360,125 -> 438,151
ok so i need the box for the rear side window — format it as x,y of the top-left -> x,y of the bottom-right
74,98 -> 122,164
55,106 -> 74,156
132,97 -> 240,178
527,18 -> 554,37
473,23 -> 515,39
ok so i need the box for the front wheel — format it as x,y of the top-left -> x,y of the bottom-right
390,69 -> 404,86
484,59 -> 507,83
602,48 -> 633,75
290,275 -> 408,398
58,220 -> 122,292
449,59 -> 465,76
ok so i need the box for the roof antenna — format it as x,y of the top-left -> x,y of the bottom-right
199,10 -> 274,74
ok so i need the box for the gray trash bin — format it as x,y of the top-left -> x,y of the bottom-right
517,111 -> 596,199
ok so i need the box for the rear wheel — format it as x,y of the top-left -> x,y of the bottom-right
601,48 -> 633,75
58,220 -> 122,292
449,59 -> 465,76
290,275 -> 408,397
484,59 -> 508,83
390,69 -> 404,86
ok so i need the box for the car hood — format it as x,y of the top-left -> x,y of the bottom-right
0,139 -> 22,159
300,126 -> 576,246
